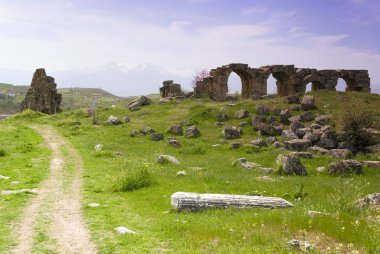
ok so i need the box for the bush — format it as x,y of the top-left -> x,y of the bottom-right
335,103 -> 378,148
114,169 -> 155,192
0,148 -> 6,157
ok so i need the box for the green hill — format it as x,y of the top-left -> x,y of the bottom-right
1,91 -> 379,253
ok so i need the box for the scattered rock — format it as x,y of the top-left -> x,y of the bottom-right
256,176 -> 277,182
215,122 -> 225,128
232,158 -> 261,169
300,112 -> 314,122
140,126 -> 155,135
128,96 -> 151,111
328,149 -> 353,159
314,115 -> 332,125
316,139 -> 337,150
290,105 -> 301,111
266,136 -> 277,144
216,114 -> 230,122
329,160 -> 362,175
168,125 -> 183,136
362,161 -> 380,168
176,171 -> 187,176
337,141 -> 356,153
284,139 -> 312,151
0,175 -> 10,180
281,130 -> 298,140
355,193 -> 380,209
130,130 -> 142,137
284,94 -> 300,104
290,121 -> 305,132
276,154 -> 308,175
257,167 -> 276,174
256,104 -> 269,115
295,128 -> 311,139
288,115 -> 302,123
95,144 -> 103,151
185,126 -> 200,138
303,132 -> 320,144
230,143 -> 241,149
115,227 -> 136,234
235,109 -> 250,119
212,144 -> 221,148
11,181 -> 19,185
157,155 -> 180,165
252,115 -> 267,124
280,109 -> 292,124
287,239 -> 315,252
301,95 -> 316,111
251,138 -> 266,147
364,143 -> 380,153
308,146 -> 329,155
88,203 -> 101,207
223,126 -> 242,139
273,141 -> 284,148
151,133 -> 164,141
253,123 -> 277,136
290,152 -> 314,159
167,138 -> 181,147
272,107 -> 282,116
123,117 -> 130,123
317,167 -> 327,173
106,115 -> 122,125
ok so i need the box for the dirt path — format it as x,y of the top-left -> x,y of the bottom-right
11,126 -> 97,254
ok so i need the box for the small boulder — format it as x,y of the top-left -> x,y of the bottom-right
328,149 -> 353,159
256,104 -> 269,115
282,130 -> 298,140
223,126 -> 242,139
252,115 -> 267,124
284,139 -> 312,151
276,154 -> 308,175
130,130 -> 141,137
251,138 -> 266,147
235,109 -> 250,119
329,160 -> 362,175
215,122 -> 225,128
253,123 -> 277,136
364,143 -> 380,153
123,117 -> 130,123
157,155 -> 180,164
272,107 -> 282,116
314,115 -> 331,125
290,152 -> 314,159
185,126 -> 200,138
151,133 -> 164,141
230,143 -> 241,149
308,145 -> 329,155
301,95 -> 316,111
355,193 -> 380,209
290,105 -> 301,111
316,139 -> 337,149
288,115 -> 302,123
232,158 -> 261,169
140,126 -> 155,135
167,138 -> 181,147
280,109 -> 292,124
362,161 -> 380,168
168,125 -> 183,136
284,94 -> 300,104
300,112 -> 314,122
128,96 -> 151,111
106,115 -> 122,125
290,121 -> 305,132
286,239 -> 315,252
295,128 -> 311,139
303,132 -> 320,144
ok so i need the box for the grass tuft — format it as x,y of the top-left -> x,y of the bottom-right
113,168 -> 155,192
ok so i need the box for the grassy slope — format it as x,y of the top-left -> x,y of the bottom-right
8,91 -> 380,253
0,122 -> 50,253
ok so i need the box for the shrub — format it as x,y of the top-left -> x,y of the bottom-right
0,148 -> 6,157
335,102 -> 378,148
114,169 -> 155,192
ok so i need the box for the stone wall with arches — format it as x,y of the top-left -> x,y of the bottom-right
194,63 -> 371,100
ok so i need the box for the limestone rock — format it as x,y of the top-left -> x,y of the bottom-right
355,193 -> 380,209
160,80 -> 184,98
301,95 -> 316,110
185,126 -> 200,138
235,109 -> 250,119
316,139 -> 337,150
167,138 -> 181,147
272,107 -> 282,116
151,133 -> 164,141
303,132 -> 320,144
130,130 -> 141,137
140,126 -> 155,135
328,149 -> 353,159
362,161 -> 380,168
157,155 -> 180,164
329,160 -> 362,175
295,128 -> 311,139
284,139 -> 312,151
290,152 -> 314,159
284,95 -> 300,104
123,117 -> 130,123
215,122 -> 225,128
128,96 -> 151,111
252,115 -> 267,124
223,126 -> 242,139
251,138 -> 266,147
232,158 -> 261,169
253,123 -> 277,136
106,115 -> 122,125
230,143 -> 241,149
20,68 -> 62,114
364,143 -> 380,153
308,145 -> 329,155
314,115 -> 332,125
256,104 -> 269,115
276,154 -> 308,175
280,109 -> 292,124
290,121 -> 305,132
168,125 -> 183,136
287,239 -> 315,252
300,112 -> 314,122
282,130 -> 298,140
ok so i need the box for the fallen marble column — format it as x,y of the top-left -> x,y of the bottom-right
171,192 -> 293,211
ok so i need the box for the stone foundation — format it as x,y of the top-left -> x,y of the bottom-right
160,80 -> 183,98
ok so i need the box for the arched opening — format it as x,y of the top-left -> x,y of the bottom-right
267,74 -> 277,94
336,78 -> 347,92
305,82 -> 312,93
227,72 -> 242,96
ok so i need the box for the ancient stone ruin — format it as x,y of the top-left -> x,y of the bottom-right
21,68 -> 62,114
194,63 -> 371,100
159,80 -> 184,98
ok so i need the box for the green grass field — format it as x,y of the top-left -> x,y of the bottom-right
3,91 -> 380,253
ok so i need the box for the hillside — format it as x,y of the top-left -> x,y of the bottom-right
0,84 -> 128,113
1,91 -> 379,253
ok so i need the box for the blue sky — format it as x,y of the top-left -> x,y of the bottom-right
0,0 -> 379,95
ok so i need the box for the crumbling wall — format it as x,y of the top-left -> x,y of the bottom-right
20,68 -> 62,114
194,63 -> 371,101
160,80 -> 184,98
